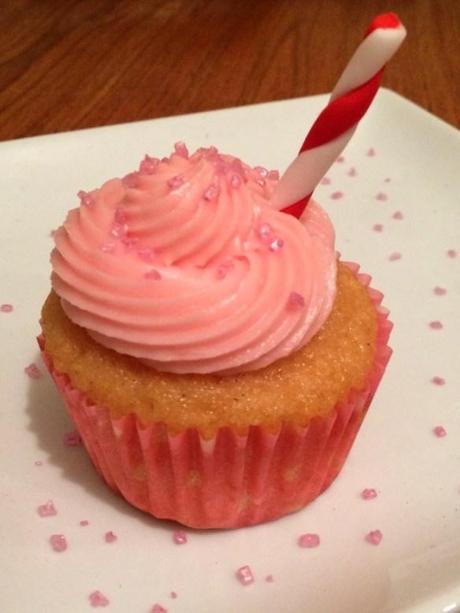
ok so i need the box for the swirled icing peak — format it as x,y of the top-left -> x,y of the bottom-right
51,145 -> 337,374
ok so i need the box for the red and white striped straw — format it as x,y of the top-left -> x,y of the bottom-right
272,13 -> 406,217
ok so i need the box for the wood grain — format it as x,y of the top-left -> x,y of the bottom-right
0,0 -> 458,141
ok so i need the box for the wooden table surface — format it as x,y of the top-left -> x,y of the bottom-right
0,0 -> 459,142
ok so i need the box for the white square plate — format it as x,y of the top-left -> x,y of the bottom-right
1,89 -> 459,613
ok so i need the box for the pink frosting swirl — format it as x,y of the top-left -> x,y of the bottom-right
51,146 -> 336,374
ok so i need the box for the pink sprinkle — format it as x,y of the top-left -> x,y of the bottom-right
256,178 -> 266,187
34,460 -> 43,466
80,520 -> 89,526
365,530 -> 382,545
288,291 -> 305,309
63,430 -> 82,446
347,167 -> 357,177
254,166 -> 268,177
267,169 -> 280,181
37,500 -> 57,517
230,174 -> 242,188
24,363 -> 41,379
265,575 -> 274,583
104,531 -> 117,543
388,252 -> 402,262
392,210 -> 404,220
1,304 -> 13,313
376,192 -> 388,202
137,247 -> 155,262
170,592 -> 178,599
151,605 -> 167,613
433,425 -> 447,438
298,533 -> 320,548
367,147 -> 376,157
49,534 -> 67,552
167,174 -> 185,190
173,530 -> 187,545
257,222 -> 274,243
100,242 -> 116,254
447,249 -> 457,258
78,190 -> 94,206
89,591 -> 110,608
236,565 -> 254,586
372,224 -> 384,233
111,222 -> 128,239
330,191 -> 344,200
433,286 -> 447,296
122,172 -> 139,188
230,157 -> 245,176
269,238 -> 284,252
361,488 -> 378,500
174,141 -> 189,158
320,176 -> 331,185
429,320 -> 443,330
144,269 -> 162,280
216,259 -> 234,280
336,155 -> 345,163
431,376 -> 446,386
203,184 -> 219,201
139,155 -> 159,175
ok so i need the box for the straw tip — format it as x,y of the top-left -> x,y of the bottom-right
280,196 -> 311,219
366,12 -> 402,35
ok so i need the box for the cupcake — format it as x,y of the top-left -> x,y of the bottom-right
40,144 -> 392,528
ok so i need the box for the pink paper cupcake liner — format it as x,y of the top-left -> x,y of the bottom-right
39,262 -> 392,529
